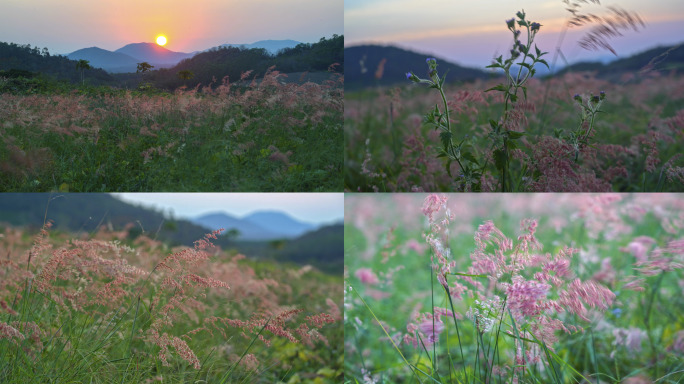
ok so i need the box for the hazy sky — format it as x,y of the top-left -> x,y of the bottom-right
112,193 -> 344,225
1,0 -> 343,54
345,0 -> 684,68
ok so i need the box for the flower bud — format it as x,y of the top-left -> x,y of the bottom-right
506,18 -> 515,30
573,94 -> 582,103
600,91 -> 606,100
530,22 -> 541,33
406,72 -> 420,83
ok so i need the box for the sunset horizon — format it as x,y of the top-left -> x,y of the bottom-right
345,0 -> 684,68
1,0 -> 342,55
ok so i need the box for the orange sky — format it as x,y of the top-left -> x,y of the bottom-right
1,0 -> 342,54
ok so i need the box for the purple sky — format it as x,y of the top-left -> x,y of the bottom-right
345,0 -> 684,69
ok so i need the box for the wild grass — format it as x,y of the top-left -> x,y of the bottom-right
344,193 -> 684,383
0,66 -> 343,192
345,70 -> 684,192
0,222 -> 342,383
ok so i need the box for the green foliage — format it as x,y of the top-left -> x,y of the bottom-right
0,41 -> 115,86
144,35 -> 343,91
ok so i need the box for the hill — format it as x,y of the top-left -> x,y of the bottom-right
190,211 -> 316,241
144,35 -> 343,90
344,44 -> 490,91
114,42 -> 193,66
0,194 -> 342,273
217,39 -> 301,55
0,41 -> 115,86
555,42 -> 684,80
67,47 -> 140,73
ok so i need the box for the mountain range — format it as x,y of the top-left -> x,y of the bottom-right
0,194 -> 343,274
190,211 -> 317,241
344,42 -> 684,90
67,39 -> 302,73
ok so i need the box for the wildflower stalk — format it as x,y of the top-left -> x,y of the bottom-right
349,283 -> 424,383
408,11 -> 548,191
485,11 -> 548,191
565,92 -> 606,162
443,279 -> 468,383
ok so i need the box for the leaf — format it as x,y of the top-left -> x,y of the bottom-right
445,158 -> 453,177
485,84 -> 507,93
535,44 -> 541,57
461,150 -> 478,165
522,86 -> 528,100
439,130 -> 452,149
507,130 -> 526,139
493,149 -> 506,171
538,58 -> 550,69
489,119 -> 500,130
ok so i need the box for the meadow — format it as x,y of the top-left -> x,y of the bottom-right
0,222 -> 343,383
345,193 -> 684,383
0,67 -> 343,192
345,8 -> 683,192
345,71 -> 684,192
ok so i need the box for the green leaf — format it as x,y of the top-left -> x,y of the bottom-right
439,131 -> 452,149
522,86 -> 528,100
489,119 -> 500,130
461,150 -> 478,165
493,149 -> 506,171
535,44 -> 541,57
445,158 -> 453,177
507,131 -> 525,139
486,84 -> 508,93
538,58 -> 550,69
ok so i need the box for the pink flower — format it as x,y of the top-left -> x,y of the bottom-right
418,319 -> 445,345
355,268 -> 379,285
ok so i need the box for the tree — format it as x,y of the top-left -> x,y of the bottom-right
137,62 -> 154,79
75,59 -> 92,85
177,69 -> 194,87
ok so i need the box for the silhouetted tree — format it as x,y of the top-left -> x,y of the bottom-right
76,59 -> 92,85
177,69 -> 194,86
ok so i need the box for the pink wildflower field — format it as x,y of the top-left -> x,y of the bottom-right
0,223 -> 342,383
345,193 -> 684,383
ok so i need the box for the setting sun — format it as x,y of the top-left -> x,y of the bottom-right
156,35 -> 167,46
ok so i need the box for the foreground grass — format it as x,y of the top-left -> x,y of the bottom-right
345,72 -> 684,191
344,194 -> 684,383
0,68 -> 343,192
0,224 -> 342,383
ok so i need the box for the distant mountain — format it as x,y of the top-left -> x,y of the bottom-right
554,42 -> 684,79
67,47 -> 140,73
190,211 -> 315,241
216,40 -> 301,55
67,43 -> 194,73
0,41 -> 115,85
0,193 -> 342,274
190,212 -> 283,241
344,44 -> 491,91
243,211 -> 316,238
114,43 -> 193,66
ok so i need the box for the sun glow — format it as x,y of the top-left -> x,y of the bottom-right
156,35 -> 167,46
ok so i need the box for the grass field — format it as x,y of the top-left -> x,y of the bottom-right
0,223 -> 342,383
345,193 -> 684,383
0,68 -> 343,192
345,71 -> 684,192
